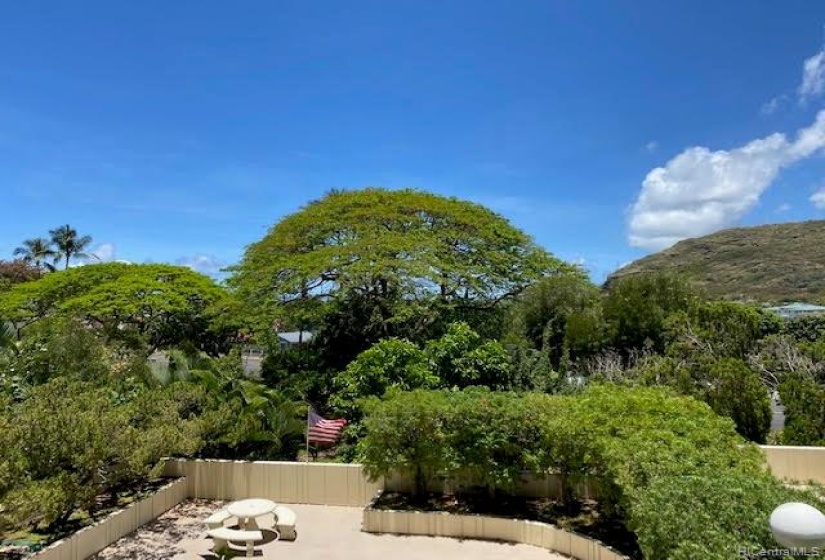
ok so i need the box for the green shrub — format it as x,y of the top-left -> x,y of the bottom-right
506,346 -> 565,392
331,338 -> 437,417
627,354 -> 772,443
531,394 -> 592,503
359,389 -> 548,499
7,316 -> 109,385
359,389 -> 450,498
357,383 -> 795,559
703,358 -> 771,443
629,472 -> 820,560
567,384 -> 765,516
664,301 -> 763,359
0,475 -> 81,531
0,377 -> 207,532
782,315 -> 825,342
442,389 -> 544,495
779,372 -> 825,445
424,322 -> 513,389
332,322 -> 526,418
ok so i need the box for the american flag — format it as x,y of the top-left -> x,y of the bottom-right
307,410 -> 347,445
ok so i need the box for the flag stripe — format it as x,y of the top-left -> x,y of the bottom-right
308,410 -> 346,444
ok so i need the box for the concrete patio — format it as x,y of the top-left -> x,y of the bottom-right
91,500 -> 566,560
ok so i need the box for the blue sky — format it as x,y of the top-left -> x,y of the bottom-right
3,1 -> 825,281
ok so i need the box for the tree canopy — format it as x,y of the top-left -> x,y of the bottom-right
506,273 -> 606,367
229,188 -> 575,327
603,272 -> 699,354
0,263 -> 238,354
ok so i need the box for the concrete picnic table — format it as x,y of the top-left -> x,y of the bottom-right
226,498 -> 278,530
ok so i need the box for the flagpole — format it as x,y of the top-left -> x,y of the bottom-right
305,405 -> 311,463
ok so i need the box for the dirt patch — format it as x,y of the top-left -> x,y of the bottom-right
91,500 -> 218,560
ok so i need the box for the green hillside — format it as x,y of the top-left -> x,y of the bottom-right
607,220 -> 825,303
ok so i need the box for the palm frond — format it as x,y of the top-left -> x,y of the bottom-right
0,321 -> 18,354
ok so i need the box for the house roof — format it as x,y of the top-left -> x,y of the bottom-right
277,331 -> 314,344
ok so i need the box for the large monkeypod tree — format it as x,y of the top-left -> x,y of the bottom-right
230,188 -> 575,360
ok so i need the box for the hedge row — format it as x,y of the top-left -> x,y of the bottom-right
358,384 -> 821,559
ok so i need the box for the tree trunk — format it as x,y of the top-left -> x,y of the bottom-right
413,467 -> 427,504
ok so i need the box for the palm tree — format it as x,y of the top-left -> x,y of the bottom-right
13,237 -> 56,272
49,224 -> 94,270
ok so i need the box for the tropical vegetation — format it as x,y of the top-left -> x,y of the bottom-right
2,189 -> 824,558
358,386 -> 820,559
12,225 -> 95,272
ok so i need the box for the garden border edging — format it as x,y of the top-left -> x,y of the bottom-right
361,491 -> 630,560
30,478 -> 187,560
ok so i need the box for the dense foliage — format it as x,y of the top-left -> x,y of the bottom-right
0,263 -> 239,355
229,188 -> 574,330
358,386 -> 817,559
504,273 -> 606,368
5,193 -> 825,558
0,319 -> 303,537
779,372 -> 825,445
602,273 -> 697,354
330,322 -> 540,419
228,190 -> 814,450
0,378 -> 202,530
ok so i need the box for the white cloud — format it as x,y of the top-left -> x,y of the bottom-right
175,254 -> 227,277
628,110 -> 825,251
761,95 -> 786,116
644,141 -> 658,153
761,44 -> 825,113
811,187 -> 825,209
776,203 -> 792,213
799,48 -> 825,103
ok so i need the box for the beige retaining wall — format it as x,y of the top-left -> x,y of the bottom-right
163,458 -> 383,506
163,447 -> 824,502
362,505 -> 629,560
163,459 -> 593,504
762,445 -> 825,483
32,478 -> 187,560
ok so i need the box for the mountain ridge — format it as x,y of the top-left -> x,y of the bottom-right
607,220 -> 825,302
